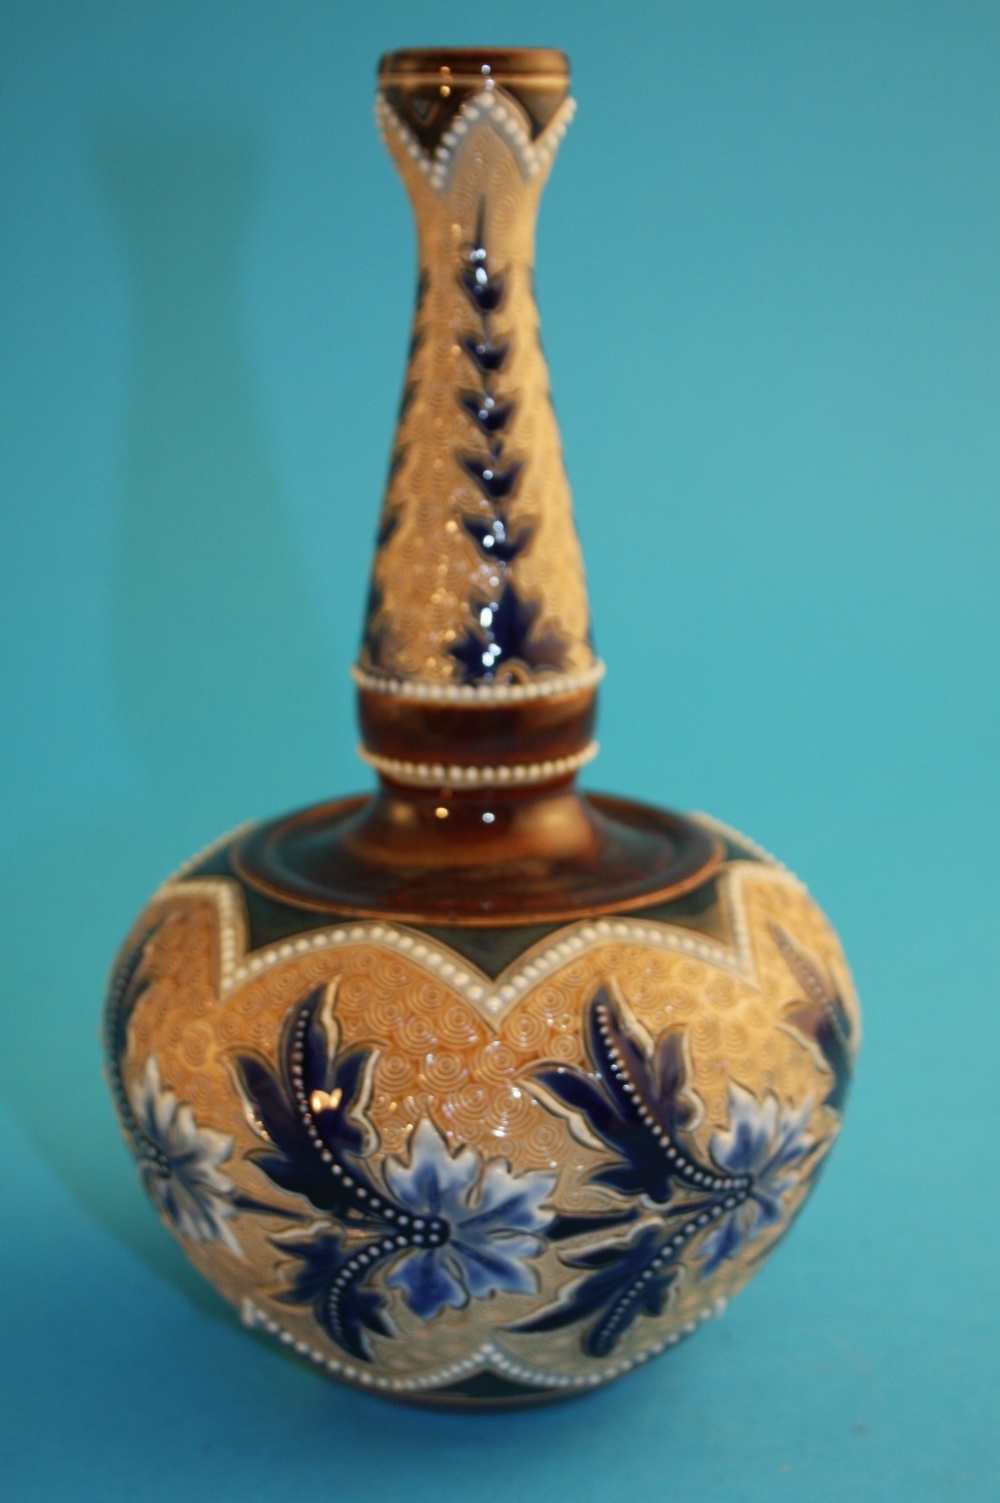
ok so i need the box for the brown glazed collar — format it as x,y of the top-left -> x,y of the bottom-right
378,47 -> 569,86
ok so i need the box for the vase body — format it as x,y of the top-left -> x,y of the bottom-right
105,48 -> 860,1408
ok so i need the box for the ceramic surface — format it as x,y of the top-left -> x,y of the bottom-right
360,50 -> 593,696
103,46 -> 861,1408
106,816 -> 858,1405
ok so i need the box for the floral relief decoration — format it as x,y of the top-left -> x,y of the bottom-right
106,922 -> 854,1369
232,980 -> 627,1360
105,926 -> 250,1257
131,1053 -> 244,1256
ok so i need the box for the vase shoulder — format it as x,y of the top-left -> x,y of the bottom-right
227,790 -> 723,927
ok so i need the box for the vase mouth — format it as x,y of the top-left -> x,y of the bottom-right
378,47 -> 569,88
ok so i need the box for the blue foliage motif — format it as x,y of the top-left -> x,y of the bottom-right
383,1118 -> 554,1318
449,200 -> 569,682
516,988 -> 825,1356
105,928 -> 267,1255
131,1053 -> 244,1254
110,929 -> 841,1365
234,983 -> 622,1361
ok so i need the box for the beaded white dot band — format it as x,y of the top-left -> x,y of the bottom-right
241,1296 -> 727,1397
375,89 -> 577,193
352,661 -> 605,704
357,740 -> 599,789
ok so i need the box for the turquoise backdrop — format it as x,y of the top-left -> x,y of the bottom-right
2,2 -> 998,1498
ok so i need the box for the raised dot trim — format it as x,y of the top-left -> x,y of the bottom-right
352,660 -> 605,704
357,741 -> 599,789
375,89 -> 577,193
239,1296 -> 727,1396
689,811 -> 790,873
154,855 -> 809,1022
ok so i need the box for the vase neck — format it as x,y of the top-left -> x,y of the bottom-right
356,49 -> 600,790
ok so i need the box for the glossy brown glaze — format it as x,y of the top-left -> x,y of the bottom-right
233,789 -> 723,926
378,48 -> 570,151
357,686 -> 597,766
379,47 -> 569,82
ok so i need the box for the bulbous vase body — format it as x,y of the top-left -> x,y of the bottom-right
105,48 -> 860,1408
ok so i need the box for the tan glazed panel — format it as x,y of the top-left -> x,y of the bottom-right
106,818 -> 859,1404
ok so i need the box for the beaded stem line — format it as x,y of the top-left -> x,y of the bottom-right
352,661 -> 605,703
357,741 -> 598,788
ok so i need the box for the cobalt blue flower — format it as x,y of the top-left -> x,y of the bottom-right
130,1055 -> 243,1256
698,1085 -> 815,1275
383,1118 -> 556,1320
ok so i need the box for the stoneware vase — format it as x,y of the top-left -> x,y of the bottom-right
104,47 -> 861,1408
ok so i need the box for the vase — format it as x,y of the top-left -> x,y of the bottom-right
104,46 -> 860,1408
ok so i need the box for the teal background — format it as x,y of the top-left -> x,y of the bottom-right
2,2 -> 998,1498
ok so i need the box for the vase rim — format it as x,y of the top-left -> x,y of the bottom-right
378,47 -> 569,86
